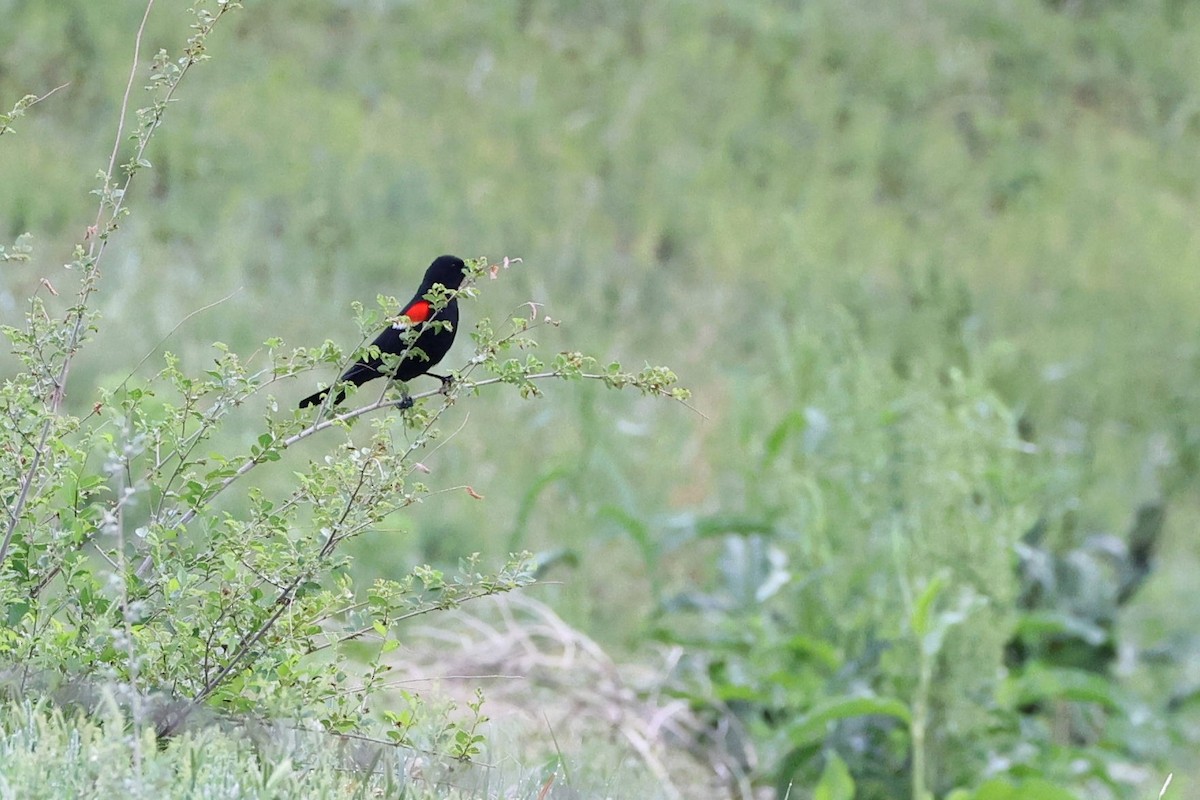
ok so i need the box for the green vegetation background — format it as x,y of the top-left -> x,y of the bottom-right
3,0 -> 1200,797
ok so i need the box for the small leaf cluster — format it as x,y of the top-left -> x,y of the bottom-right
465,315 -> 690,405
0,233 -> 33,263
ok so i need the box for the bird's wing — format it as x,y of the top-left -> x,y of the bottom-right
391,299 -> 432,329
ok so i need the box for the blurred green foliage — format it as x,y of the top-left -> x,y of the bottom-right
3,0 -> 1200,797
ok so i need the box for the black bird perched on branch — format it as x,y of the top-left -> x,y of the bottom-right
299,254 -> 467,409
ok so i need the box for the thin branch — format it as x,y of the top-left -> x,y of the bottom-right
93,0 -> 156,239
294,726 -> 496,769
304,586 -> 518,656
332,674 -> 524,696
0,422 -> 52,565
116,287 -> 243,391
190,576 -> 300,706
30,82 -> 70,107
0,82 -> 69,137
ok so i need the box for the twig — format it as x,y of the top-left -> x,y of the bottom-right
30,83 -> 70,106
115,287 -> 243,392
330,674 -> 524,696
93,0 -> 156,241
190,574 -> 301,708
0,82 -> 69,137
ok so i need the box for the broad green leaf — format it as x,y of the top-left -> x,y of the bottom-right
784,696 -> 912,747
813,752 -> 855,800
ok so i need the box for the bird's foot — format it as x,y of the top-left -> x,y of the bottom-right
430,372 -> 455,395
396,394 -> 414,410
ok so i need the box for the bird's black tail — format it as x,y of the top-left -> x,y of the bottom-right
300,362 -> 382,409
298,386 -> 347,409
297,388 -> 325,409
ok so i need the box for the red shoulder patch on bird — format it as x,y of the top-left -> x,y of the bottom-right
403,300 -> 432,323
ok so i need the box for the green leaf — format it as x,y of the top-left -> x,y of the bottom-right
911,574 -> 945,638
967,778 -> 1078,800
784,695 -> 912,748
692,513 -> 776,537
1012,610 -> 1109,647
1016,779 -> 1079,800
764,410 -> 805,462
1007,664 -> 1123,711
781,634 -> 842,672
970,779 -> 1018,800
813,752 -> 855,800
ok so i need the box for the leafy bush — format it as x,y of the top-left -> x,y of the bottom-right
652,306 -> 1033,797
649,285 -> 1179,798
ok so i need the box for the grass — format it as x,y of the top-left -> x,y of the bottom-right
0,595 -> 719,800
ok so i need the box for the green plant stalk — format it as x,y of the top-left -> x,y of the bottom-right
911,645 -> 932,800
